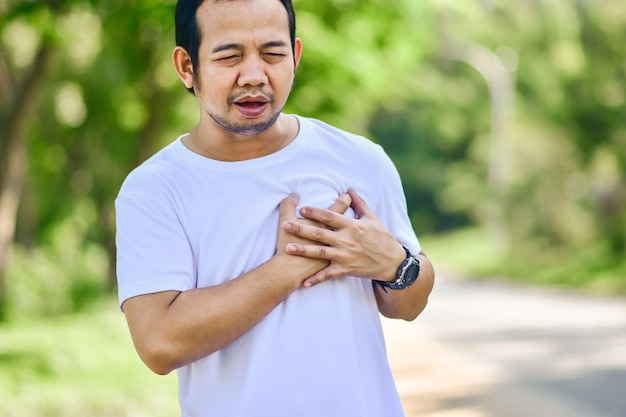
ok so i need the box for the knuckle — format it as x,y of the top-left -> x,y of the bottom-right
352,224 -> 366,235
320,269 -> 333,282
313,227 -> 325,240
321,210 -> 334,222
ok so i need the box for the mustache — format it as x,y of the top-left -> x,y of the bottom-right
228,90 -> 274,105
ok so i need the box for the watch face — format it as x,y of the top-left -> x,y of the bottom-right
387,256 -> 420,290
401,258 -> 420,287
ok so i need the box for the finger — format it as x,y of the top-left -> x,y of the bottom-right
299,205 -> 349,230
327,193 -> 352,215
284,222 -> 329,244
302,267 -> 332,288
285,241 -> 337,259
279,193 -> 299,222
303,264 -> 346,288
347,188 -> 373,219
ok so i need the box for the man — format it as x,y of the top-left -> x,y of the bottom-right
115,0 -> 435,416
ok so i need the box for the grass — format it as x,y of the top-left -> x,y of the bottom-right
0,298 -> 179,417
1,227 -> 623,417
420,227 -> 506,276
421,227 -> 626,296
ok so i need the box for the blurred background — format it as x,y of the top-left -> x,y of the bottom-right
0,0 -> 624,416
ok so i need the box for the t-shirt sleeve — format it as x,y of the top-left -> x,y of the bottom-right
372,148 -> 421,256
115,179 -> 196,310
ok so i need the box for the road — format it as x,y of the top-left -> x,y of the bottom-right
382,271 -> 626,417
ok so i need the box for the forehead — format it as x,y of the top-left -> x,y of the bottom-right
196,0 -> 291,48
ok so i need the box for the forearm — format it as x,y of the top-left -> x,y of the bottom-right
124,253 -> 318,375
374,252 -> 435,321
123,193 -> 350,375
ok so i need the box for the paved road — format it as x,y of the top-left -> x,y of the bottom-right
382,271 -> 626,417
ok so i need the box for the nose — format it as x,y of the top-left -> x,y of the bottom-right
237,55 -> 268,87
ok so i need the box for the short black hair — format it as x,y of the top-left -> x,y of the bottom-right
175,0 -> 297,94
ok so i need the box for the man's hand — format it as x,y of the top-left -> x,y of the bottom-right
282,188 -> 407,288
123,192 -> 355,375
277,192 -> 353,284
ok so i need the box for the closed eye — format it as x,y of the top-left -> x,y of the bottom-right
216,55 -> 240,61
263,52 -> 287,62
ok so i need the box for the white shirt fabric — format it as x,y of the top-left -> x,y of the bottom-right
116,115 -> 420,417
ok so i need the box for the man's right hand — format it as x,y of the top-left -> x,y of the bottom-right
122,192 -> 353,375
276,192 -> 352,283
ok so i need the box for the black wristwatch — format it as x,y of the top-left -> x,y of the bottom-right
375,246 -> 421,291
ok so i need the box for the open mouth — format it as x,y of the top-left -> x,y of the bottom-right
235,98 -> 269,117
236,101 -> 266,109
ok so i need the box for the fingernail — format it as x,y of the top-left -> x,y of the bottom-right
286,244 -> 296,253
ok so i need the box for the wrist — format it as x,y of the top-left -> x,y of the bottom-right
381,244 -> 409,283
273,252 -> 328,289
375,246 -> 421,291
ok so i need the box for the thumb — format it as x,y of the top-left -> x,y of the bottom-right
348,188 -> 372,219
279,193 -> 299,222
327,193 -> 352,215
302,265 -> 337,288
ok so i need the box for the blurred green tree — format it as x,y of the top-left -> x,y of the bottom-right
1,0 -> 624,319
370,0 -> 625,289
0,0 -> 435,318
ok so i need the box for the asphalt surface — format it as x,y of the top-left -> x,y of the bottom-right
382,272 -> 626,417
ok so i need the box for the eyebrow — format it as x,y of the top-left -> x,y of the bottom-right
211,40 -> 289,54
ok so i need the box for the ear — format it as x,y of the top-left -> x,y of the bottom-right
172,46 -> 195,90
293,37 -> 302,69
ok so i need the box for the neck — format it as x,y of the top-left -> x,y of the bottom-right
183,113 -> 299,162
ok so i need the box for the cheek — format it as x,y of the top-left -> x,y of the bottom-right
271,71 -> 295,94
199,66 -> 236,87
196,78 -> 228,101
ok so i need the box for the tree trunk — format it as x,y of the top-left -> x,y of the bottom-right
0,45 -> 54,321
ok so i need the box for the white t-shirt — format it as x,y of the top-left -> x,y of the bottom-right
116,115 -> 420,417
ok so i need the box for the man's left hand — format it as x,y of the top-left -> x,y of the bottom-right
282,188 -> 406,288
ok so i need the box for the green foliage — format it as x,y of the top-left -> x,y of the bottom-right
423,228 -> 626,296
289,0 -> 436,131
369,0 -> 626,293
369,101 -> 476,233
8,200 -> 109,318
0,299 -> 178,417
1,0 -> 625,321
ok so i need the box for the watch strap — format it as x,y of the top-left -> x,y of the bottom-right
375,246 -> 420,292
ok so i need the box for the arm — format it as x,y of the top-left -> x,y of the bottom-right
122,193 -> 351,375
283,188 -> 435,321
373,251 -> 435,321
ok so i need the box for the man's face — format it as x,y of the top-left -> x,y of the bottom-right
192,0 -> 301,135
